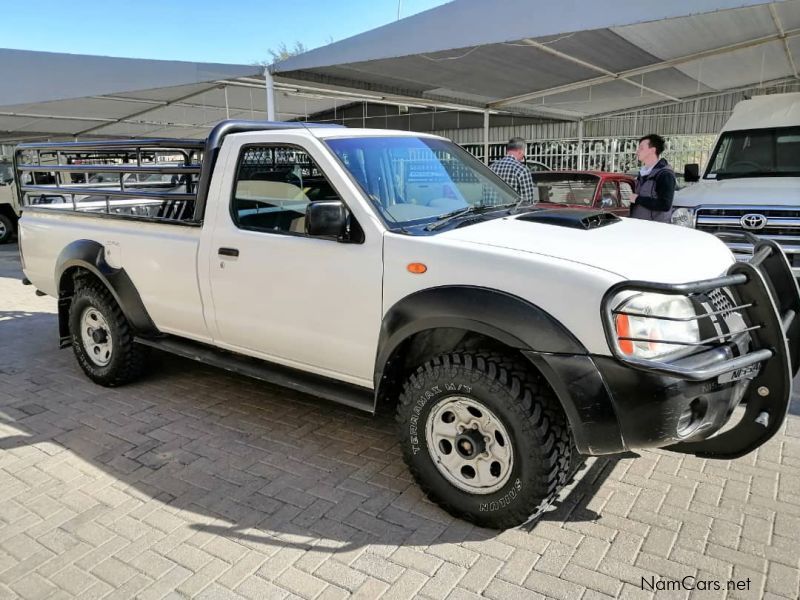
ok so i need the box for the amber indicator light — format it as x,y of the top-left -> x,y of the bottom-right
407,263 -> 427,274
615,314 -> 634,355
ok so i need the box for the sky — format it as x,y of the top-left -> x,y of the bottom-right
0,0 -> 451,65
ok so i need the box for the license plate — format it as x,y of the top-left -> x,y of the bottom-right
734,254 -> 752,263
718,363 -> 761,384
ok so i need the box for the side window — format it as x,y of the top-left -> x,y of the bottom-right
232,145 -> 342,235
600,180 -> 619,208
618,181 -> 634,208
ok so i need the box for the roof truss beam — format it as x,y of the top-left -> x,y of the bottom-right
769,3 -> 799,80
516,38 -> 680,102
489,26 -> 800,108
589,74 -> 799,120
73,84 -> 224,136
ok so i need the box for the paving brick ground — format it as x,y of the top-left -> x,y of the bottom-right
1,241 -> 799,600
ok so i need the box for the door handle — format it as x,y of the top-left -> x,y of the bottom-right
218,247 -> 239,257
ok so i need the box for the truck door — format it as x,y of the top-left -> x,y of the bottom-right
202,135 -> 384,388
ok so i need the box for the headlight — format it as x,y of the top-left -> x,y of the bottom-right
671,207 -> 695,227
612,292 -> 700,359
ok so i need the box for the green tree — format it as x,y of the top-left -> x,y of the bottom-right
266,41 -> 308,64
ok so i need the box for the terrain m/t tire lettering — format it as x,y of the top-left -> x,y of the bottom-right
396,352 -> 572,529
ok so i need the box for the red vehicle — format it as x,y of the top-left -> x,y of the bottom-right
532,171 -> 636,216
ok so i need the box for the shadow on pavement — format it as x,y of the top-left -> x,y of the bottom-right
0,308 -> 623,553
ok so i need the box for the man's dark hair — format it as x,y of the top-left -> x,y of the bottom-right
639,134 -> 665,156
507,137 -> 526,152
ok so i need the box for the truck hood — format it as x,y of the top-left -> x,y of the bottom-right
674,177 -> 800,207
438,214 -> 734,283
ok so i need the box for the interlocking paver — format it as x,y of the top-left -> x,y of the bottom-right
235,575 -> 290,600
418,562 -> 467,599
457,555 -> 503,594
2,241 -> 800,598
483,577 -> 546,600
314,558 -> 367,591
274,566 -> 327,599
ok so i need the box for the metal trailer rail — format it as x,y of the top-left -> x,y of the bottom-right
13,120 -> 342,223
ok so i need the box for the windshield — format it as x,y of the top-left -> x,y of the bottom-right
706,127 -> 800,178
325,136 -> 519,227
534,175 -> 598,206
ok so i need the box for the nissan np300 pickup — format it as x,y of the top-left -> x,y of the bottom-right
14,121 -> 800,528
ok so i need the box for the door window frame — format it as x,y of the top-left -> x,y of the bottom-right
228,142 -> 360,241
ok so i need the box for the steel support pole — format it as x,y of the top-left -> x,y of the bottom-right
577,119 -> 584,170
264,67 -> 276,121
483,110 -> 490,165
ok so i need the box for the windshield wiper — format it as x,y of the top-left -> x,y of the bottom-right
425,205 -> 504,231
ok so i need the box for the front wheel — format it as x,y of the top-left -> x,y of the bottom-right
396,352 -> 572,529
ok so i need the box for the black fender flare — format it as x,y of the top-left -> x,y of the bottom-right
375,287 -> 586,387
374,286 -> 625,454
55,239 -> 158,346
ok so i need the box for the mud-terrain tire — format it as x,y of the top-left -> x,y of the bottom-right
68,279 -> 147,386
396,352 -> 572,529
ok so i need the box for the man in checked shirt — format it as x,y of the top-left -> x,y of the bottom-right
489,137 -> 538,206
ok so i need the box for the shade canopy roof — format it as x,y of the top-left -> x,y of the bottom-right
0,49 -> 384,141
273,0 -> 800,120
3,1 -> 799,142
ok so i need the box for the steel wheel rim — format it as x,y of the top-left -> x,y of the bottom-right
425,396 -> 514,494
0,220 -> 6,238
80,307 -> 113,366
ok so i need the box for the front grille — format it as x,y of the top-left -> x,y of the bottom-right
695,207 -> 800,275
706,288 -> 735,317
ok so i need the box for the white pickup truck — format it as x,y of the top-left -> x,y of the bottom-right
0,160 -> 19,244
15,121 -> 800,528
672,92 -> 800,276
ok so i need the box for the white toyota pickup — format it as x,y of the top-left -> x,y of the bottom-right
15,121 -> 800,528
671,92 -> 800,277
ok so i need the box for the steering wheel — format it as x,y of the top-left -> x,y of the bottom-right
726,160 -> 762,171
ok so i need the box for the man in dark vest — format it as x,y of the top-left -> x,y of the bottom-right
630,134 -> 676,222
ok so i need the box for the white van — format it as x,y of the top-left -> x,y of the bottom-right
671,92 -> 800,276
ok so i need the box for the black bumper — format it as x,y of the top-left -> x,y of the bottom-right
527,237 -> 800,459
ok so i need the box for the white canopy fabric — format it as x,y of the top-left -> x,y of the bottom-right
0,49 -> 261,140
3,1 -> 799,142
0,48 -> 495,142
0,50 -> 391,141
273,0 -> 800,120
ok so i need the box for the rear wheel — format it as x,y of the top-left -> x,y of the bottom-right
396,352 -> 572,529
0,214 -> 13,244
68,279 -> 147,386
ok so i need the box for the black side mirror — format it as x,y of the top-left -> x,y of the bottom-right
306,200 -> 361,242
684,163 -> 700,183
